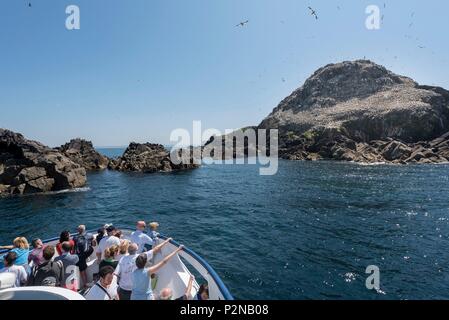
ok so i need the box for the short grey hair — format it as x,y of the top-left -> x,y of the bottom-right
159,288 -> 173,300
128,243 -> 138,255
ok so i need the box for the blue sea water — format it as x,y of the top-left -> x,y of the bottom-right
1,147 -> 449,300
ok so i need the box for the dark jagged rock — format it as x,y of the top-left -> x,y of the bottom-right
202,127 -> 259,160
109,142 -> 199,173
255,60 -> 449,164
0,129 -> 87,196
58,139 -> 109,171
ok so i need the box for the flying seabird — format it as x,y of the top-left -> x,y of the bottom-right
236,20 -> 249,27
308,7 -> 318,20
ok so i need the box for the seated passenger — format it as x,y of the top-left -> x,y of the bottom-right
28,245 -> 64,287
130,221 -> 153,253
84,266 -> 119,300
115,238 -> 172,300
0,252 -> 28,287
131,245 -> 184,300
159,275 -> 195,300
197,283 -> 209,300
0,237 -> 30,272
55,241 -> 79,291
28,238 -> 46,267
56,230 -> 75,256
99,245 -> 119,270
73,224 -> 95,289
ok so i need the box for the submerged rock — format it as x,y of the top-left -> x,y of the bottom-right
0,129 -> 87,196
109,142 -> 199,173
58,139 -> 109,171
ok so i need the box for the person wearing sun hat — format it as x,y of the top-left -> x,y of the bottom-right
130,221 -> 153,254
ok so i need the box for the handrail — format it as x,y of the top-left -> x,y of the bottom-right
0,226 -> 234,300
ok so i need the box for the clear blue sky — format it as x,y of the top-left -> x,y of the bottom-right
1,0 -> 448,147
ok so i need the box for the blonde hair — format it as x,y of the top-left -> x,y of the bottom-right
13,237 -> 29,249
119,240 -> 130,255
104,245 -> 119,260
149,222 -> 159,230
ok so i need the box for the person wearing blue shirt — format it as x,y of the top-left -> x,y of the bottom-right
0,237 -> 30,271
130,221 -> 154,253
131,245 -> 184,300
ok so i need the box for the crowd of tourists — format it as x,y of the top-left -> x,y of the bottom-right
0,221 -> 209,300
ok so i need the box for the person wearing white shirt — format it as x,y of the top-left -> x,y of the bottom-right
84,265 -> 119,300
96,225 -> 121,261
114,237 -> 172,300
0,252 -> 27,287
116,239 -> 130,262
130,221 -> 153,253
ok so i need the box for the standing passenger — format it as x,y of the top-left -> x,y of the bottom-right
28,246 -> 64,287
55,241 -> 79,291
99,245 -> 119,270
96,226 -> 120,261
115,238 -> 172,300
73,225 -> 95,289
0,237 -> 30,272
148,222 -> 160,241
56,231 -> 75,256
131,245 -> 183,300
116,240 -> 130,261
130,221 -> 153,253
0,252 -> 28,287
84,266 -> 119,300
28,238 -> 46,267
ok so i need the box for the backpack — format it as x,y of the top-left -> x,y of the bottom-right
74,235 -> 87,254
74,234 -> 91,255
29,260 -> 64,287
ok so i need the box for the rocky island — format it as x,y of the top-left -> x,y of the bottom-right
109,142 -> 199,173
58,138 -> 109,171
3,59 -> 449,198
258,60 -> 449,164
0,132 -> 199,196
0,129 -> 87,196
209,60 -> 449,164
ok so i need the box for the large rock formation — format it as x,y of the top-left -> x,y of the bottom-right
201,127 -> 259,160
0,129 -> 87,196
253,60 -> 449,164
58,139 -> 109,171
109,142 -> 199,173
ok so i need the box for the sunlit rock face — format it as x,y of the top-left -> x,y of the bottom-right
0,129 -> 87,196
